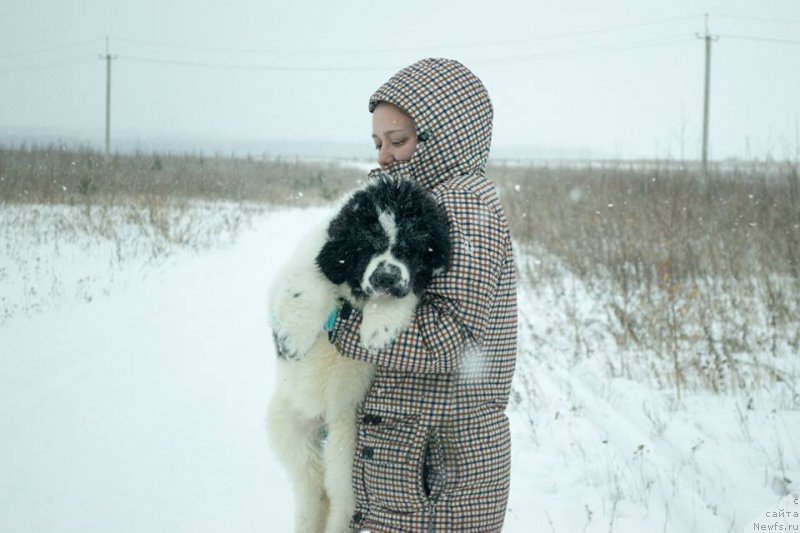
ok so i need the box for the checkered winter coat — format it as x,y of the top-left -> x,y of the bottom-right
329,58 -> 518,532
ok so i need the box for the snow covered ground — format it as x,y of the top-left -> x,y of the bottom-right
1,204 -> 798,533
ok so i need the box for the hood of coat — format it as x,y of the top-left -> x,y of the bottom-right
368,58 -> 493,191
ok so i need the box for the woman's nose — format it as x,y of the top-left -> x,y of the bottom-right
378,146 -> 394,168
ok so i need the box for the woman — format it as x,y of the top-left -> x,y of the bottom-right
328,58 -> 518,532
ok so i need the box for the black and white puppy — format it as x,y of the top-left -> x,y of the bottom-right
266,176 -> 450,533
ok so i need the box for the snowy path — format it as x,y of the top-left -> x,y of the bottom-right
0,208 -> 324,533
1,206 -> 798,533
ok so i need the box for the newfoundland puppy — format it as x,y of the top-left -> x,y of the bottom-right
266,175 -> 450,533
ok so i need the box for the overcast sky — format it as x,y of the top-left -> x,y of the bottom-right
1,0 -> 798,160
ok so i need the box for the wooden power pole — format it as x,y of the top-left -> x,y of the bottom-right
696,14 -> 718,170
99,37 -> 117,157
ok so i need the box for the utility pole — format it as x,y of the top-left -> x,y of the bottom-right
696,14 -> 718,171
99,37 -> 117,157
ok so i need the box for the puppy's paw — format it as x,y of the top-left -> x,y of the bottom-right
271,323 -> 320,361
270,280 -> 336,360
358,297 -> 417,352
360,317 -> 402,353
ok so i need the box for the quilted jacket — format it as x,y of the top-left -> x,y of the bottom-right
329,58 -> 518,532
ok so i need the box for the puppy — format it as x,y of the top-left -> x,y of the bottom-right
266,176 -> 450,533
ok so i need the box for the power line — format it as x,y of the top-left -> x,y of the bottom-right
3,14 -> 795,77
0,34 -> 699,76
0,38 -> 103,59
474,14 -> 700,48
3,31 -> 794,77
111,14 -> 702,56
0,56 -> 96,75
113,37 -> 296,55
115,35 -> 697,72
715,14 -> 800,25
718,34 -> 800,45
475,34 -> 695,65
116,54 -> 399,72
0,13 -> 795,63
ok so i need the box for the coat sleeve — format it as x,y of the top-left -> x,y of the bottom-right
329,187 -> 507,374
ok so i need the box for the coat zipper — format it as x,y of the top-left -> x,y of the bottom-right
427,496 -> 439,533
426,429 -> 445,533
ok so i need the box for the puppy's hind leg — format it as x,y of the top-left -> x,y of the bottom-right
322,362 -> 374,533
322,408 -> 359,533
267,396 -> 329,533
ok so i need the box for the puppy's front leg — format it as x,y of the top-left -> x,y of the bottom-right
271,269 -> 337,360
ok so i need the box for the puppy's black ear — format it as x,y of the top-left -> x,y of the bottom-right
316,238 -> 349,285
316,192 -> 360,285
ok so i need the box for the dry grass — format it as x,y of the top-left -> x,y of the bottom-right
492,161 -> 800,397
0,143 -> 363,206
494,161 -> 799,282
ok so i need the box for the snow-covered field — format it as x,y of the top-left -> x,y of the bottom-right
1,203 -> 798,533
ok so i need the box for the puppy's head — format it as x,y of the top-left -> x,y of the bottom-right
316,177 -> 450,302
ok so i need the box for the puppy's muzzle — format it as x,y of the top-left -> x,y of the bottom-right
367,263 -> 409,298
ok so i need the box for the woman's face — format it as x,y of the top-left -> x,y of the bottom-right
371,102 -> 417,169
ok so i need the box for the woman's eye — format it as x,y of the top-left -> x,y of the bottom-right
391,140 -> 406,147
374,145 -> 382,151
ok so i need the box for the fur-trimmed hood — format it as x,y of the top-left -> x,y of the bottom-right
368,58 -> 493,191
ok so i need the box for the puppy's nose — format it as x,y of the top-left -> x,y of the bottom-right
369,263 -> 401,290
